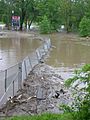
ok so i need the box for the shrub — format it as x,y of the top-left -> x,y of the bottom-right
39,15 -> 51,34
62,64 -> 90,120
79,17 -> 90,37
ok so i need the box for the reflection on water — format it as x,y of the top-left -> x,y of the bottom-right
0,36 -> 42,70
46,33 -> 90,69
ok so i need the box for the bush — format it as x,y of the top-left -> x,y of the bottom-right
63,64 -> 90,120
39,15 -> 51,34
79,17 -> 90,37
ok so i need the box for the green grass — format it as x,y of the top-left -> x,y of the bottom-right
5,113 -> 73,120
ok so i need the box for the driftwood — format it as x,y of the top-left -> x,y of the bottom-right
0,95 -> 37,116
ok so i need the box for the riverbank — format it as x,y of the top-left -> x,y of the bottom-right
1,30 -> 90,41
0,61 -> 73,117
0,31 -> 38,39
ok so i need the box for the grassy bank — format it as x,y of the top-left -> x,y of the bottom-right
6,113 -> 73,120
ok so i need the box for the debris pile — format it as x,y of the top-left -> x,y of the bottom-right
0,63 -> 73,117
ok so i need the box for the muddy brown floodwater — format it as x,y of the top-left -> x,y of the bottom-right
45,33 -> 90,79
0,32 -> 42,71
47,33 -> 90,67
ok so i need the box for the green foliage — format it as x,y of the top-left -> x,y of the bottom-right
0,0 -> 90,32
36,0 -> 62,32
6,113 -> 73,120
60,104 -> 73,113
63,64 -> 90,120
39,15 -> 51,34
79,17 -> 90,37
82,64 -> 90,72
65,76 -> 78,87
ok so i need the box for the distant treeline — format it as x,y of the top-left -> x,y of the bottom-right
0,0 -> 90,36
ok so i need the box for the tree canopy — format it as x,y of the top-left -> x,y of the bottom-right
0,0 -> 90,33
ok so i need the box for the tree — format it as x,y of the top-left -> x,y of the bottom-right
25,0 -> 39,29
35,0 -> 62,32
39,15 -> 51,33
59,0 -> 73,32
13,0 -> 30,30
58,0 -> 88,33
72,0 -> 87,31
44,0 -> 62,30
0,0 -> 5,22
12,0 -> 40,30
0,0 -> 90,33
79,16 -> 90,37
0,0 -> 12,29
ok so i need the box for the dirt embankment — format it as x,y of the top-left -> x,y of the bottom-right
0,63 -> 73,117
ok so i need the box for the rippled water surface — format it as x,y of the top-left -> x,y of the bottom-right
46,33 -> 90,78
0,33 -> 42,70
1,32 -> 90,76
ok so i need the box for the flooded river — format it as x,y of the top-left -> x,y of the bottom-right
0,32 -> 90,74
0,32 -> 42,70
46,33 -> 90,79
0,32 -> 90,101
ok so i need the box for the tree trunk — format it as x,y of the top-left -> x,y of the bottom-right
28,17 -> 34,30
20,9 -> 26,31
